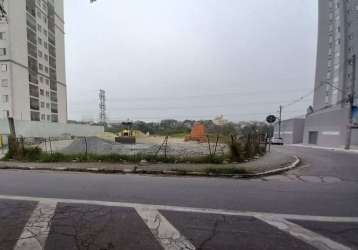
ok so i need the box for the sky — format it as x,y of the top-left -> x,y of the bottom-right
64,0 -> 318,122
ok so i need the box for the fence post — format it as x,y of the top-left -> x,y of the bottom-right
213,135 -> 219,157
49,137 -> 52,154
44,138 -> 48,153
206,135 -> 212,158
84,136 -> 88,158
20,136 -> 25,153
164,136 -> 168,159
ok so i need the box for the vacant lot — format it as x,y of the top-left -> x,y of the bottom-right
37,135 -> 229,158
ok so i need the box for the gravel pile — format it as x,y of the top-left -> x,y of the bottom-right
60,137 -> 229,157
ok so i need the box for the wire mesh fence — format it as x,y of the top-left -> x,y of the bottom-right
3,133 -> 269,163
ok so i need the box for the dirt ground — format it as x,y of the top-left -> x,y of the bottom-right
37,134 -> 229,158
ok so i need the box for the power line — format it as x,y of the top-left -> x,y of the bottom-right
282,82 -> 325,108
70,88 -> 313,104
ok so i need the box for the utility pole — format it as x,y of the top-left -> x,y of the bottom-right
345,54 -> 356,150
278,105 -> 282,139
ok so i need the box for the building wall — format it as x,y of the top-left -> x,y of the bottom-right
0,0 -> 67,123
303,107 -> 351,147
304,0 -> 358,148
274,118 -> 305,144
0,119 -> 104,138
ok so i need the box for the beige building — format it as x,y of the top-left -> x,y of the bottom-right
0,0 -> 67,123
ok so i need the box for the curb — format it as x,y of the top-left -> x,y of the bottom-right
0,156 -> 301,179
237,156 -> 301,178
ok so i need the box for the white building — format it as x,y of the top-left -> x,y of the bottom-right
303,0 -> 358,147
0,0 -> 67,123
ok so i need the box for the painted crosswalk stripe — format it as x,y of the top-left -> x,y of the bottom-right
0,194 -> 357,223
136,207 -> 196,250
256,215 -> 352,250
14,202 -> 57,250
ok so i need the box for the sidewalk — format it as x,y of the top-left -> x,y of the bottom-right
0,148 -> 299,178
289,144 -> 358,154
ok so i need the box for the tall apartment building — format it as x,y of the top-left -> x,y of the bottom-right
303,0 -> 358,147
0,0 -> 67,123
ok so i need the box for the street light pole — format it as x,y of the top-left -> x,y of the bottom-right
345,54 -> 356,150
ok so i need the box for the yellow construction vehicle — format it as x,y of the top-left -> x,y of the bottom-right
115,122 -> 136,144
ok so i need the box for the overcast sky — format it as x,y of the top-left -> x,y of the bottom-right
64,0 -> 318,122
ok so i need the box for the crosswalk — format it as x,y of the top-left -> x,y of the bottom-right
0,195 -> 357,250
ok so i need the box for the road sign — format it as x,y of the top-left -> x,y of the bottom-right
266,115 -> 277,124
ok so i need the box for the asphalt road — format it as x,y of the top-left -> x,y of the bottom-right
0,146 -> 357,250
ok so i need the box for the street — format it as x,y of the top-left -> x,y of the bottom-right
0,146 -> 357,249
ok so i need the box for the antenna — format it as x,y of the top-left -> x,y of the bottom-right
99,89 -> 106,124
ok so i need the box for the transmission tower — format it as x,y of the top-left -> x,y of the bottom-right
99,89 -> 106,124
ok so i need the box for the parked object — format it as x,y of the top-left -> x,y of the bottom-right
270,138 -> 284,145
184,122 -> 207,143
115,122 -> 136,144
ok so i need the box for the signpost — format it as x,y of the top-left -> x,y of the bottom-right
266,115 -> 276,124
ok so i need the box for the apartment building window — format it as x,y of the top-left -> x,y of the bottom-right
45,79 -> 49,85
38,37 -> 42,45
0,32 -> 5,40
39,76 -> 43,83
47,115 -> 50,121
46,103 -> 50,109
2,95 -> 8,103
0,48 -> 7,56
44,42 -> 48,49
1,64 -> 7,72
37,24 -> 42,32
29,84 -> 39,97
30,97 -> 40,110
43,30 -> 47,36
40,89 -> 44,96
40,102 -> 45,108
31,111 -> 40,121
41,114 -> 45,120
38,50 -> 43,58
45,66 -> 49,73
1,79 -> 8,87
51,114 -> 58,122
44,54 -> 48,61
46,91 -> 49,97
38,63 -> 43,71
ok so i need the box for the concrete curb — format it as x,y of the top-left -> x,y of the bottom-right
0,156 -> 301,179
237,156 -> 301,178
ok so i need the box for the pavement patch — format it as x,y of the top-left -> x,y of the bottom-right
136,207 -> 195,250
289,220 -> 358,250
257,216 -> 352,250
14,202 -> 57,250
160,211 -> 316,250
45,203 -> 162,250
0,199 -> 37,250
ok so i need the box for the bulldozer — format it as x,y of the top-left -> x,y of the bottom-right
115,122 -> 136,144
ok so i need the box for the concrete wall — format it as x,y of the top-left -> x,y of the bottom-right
303,107 -> 358,147
0,119 -> 104,138
274,118 -> 305,144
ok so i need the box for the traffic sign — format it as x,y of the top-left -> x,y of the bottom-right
266,115 -> 277,124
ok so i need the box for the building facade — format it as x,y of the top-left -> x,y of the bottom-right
0,0 -> 67,123
274,118 -> 305,145
303,0 -> 358,147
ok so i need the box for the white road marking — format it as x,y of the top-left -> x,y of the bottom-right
136,207 -> 196,250
256,215 -> 352,250
13,201 -> 57,250
0,194 -> 357,223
